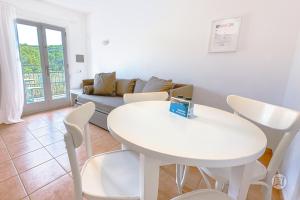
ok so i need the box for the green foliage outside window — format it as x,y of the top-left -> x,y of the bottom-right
19,44 -> 66,103
19,44 -> 64,73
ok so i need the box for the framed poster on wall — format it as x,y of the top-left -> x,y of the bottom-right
208,17 -> 242,52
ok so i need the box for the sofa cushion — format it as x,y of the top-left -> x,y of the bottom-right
83,85 -> 94,95
134,79 -> 146,93
82,79 -> 94,87
77,94 -> 123,114
142,76 -> 173,92
116,79 -> 136,96
93,72 -> 116,96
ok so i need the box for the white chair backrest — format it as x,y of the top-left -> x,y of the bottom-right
64,102 -> 95,148
227,95 -> 300,182
123,92 -> 169,104
227,95 -> 300,131
63,102 -> 95,199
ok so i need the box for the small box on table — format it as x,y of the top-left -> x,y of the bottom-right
169,97 -> 194,118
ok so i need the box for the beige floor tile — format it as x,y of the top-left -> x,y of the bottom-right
13,148 -> 52,173
26,119 -> 49,131
30,126 -> 60,138
20,159 -> 66,194
0,137 -> 6,148
0,160 -> 18,182
45,141 -> 67,157
0,122 -> 28,134
6,139 -> 42,158
56,153 -> 71,172
0,146 -> 10,163
158,166 -> 179,200
89,124 -> 108,138
30,174 -> 74,200
40,113 -> 65,124
53,122 -> 67,133
0,176 -> 27,200
37,131 -> 64,146
92,133 -> 120,154
23,113 -> 48,122
1,130 -> 34,145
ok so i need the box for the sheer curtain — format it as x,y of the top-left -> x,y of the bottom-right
0,2 -> 24,124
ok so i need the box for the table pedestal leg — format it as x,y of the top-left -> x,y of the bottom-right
228,162 -> 255,200
176,164 -> 189,194
140,154 -> 160,200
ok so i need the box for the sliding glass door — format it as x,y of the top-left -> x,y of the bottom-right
16,20 -> 70,114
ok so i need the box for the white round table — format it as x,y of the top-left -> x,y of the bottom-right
107,101 -> 267,200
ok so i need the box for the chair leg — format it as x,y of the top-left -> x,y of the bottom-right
65,135 -> 83,200
215,181 -> 224,191
198,168 -> 212,189
121,144 -> 129,150
75,192 -> 83,200
176,164 -> 189,194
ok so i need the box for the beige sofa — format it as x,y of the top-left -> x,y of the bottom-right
76,78 -> 193,130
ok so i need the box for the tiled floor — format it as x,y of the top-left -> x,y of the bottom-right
0,107 -> 282,200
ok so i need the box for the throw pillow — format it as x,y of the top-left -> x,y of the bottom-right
134,79 -> 147,93
93,72 -> 116,96
142,76 -> 173,92
83,85 -> 94,95
116,79 -> 136,96
82,79 -> 94,86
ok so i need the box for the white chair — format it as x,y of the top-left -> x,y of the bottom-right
171,189 -> 232,200
199,95 -> 300,200
123,91 -> 169,104
64,102 -> 140,200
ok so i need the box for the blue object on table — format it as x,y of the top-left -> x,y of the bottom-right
169,97 -> 193,118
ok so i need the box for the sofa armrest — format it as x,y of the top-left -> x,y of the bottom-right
81,79 -> 94,94
169,85 -> 193,99
82,79 -> 94,87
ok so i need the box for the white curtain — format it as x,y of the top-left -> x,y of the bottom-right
0,2 -> 24,124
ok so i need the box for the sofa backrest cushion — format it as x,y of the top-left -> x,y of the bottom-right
116,79 -> 136,96
134,79 -> 147,93
93,72 -> 116,96
142,76 -> 173,93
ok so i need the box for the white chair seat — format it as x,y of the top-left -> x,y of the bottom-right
81,150 -> 140,200
172,189 -> 232,200
201,160 -> 267,183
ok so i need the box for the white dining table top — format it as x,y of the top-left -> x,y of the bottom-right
107,101 -> 267,168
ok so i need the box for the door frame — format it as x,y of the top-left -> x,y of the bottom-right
16,19 -> 70,115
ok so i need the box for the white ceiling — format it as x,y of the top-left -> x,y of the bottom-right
37,0 -> 97,13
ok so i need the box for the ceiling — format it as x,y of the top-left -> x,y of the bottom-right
37,0 -> 97,13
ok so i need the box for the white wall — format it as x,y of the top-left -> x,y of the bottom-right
87,0 -> 300,107
281,31 -> 300,200
284,34 -> 300,111
2,0 -> 88,89
87,0 -> 300,149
